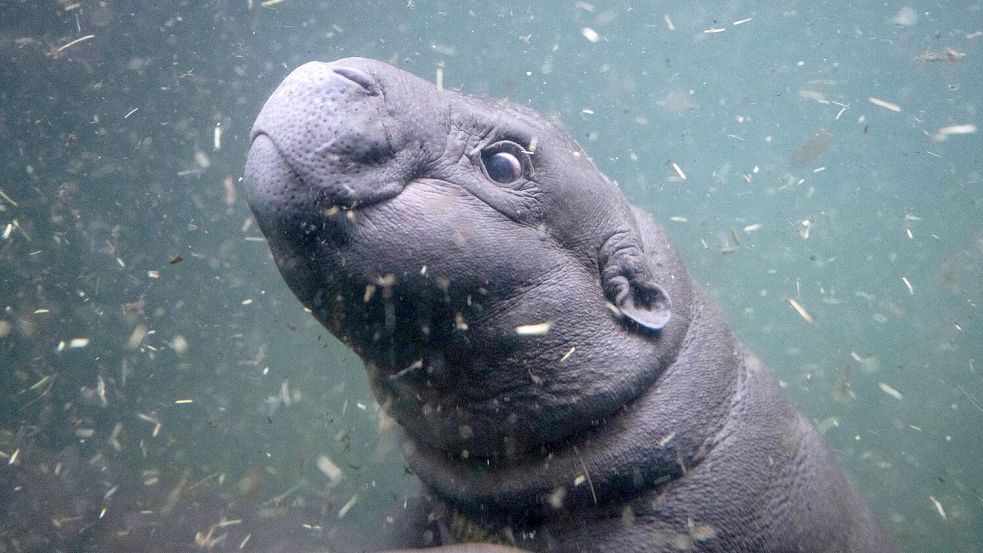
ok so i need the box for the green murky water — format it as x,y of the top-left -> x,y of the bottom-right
1,2 -> 980,551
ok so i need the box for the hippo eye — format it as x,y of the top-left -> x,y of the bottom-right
479,141 -> 532,185
484,152 -> 522,183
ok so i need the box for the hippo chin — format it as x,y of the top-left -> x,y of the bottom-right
243,58 -> 897,553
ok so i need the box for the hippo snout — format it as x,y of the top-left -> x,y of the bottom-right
244,58 -> 421,215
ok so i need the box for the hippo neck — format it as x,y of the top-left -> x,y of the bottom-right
403,287 -> 745,515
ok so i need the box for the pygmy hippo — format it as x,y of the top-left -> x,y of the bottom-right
243,57 -> 897,553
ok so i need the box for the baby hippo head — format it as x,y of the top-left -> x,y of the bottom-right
244,58 -> 678,462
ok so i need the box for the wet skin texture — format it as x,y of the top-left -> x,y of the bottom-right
243,58 -> 898,553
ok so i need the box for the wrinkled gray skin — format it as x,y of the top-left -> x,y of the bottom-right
244,58 -> 897,553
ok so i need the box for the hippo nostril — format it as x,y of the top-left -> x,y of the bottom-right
332,67 -> 379,96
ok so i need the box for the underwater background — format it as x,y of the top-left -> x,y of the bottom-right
1,1 -> 980,551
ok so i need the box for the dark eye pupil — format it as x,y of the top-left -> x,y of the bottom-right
485,152 -> 522,184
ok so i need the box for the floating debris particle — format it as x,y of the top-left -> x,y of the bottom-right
0,186 -> 19,207
430,43 -> 456,56
901,276 -> 914,295
280,380 -> 292,406
95,374 -> 108,406
68,337 -> 90,349
671,161 -> 686,180
850,351 -> 880,374
48,34 -> 95,57
956,384 -> 983,413
337,494 -> 358,519
547,486 -> 566,509
223,176 -> 236,205
799,219 -> 812,239
194,151 -> 211,169
915,48 -> 965,63
877,382 -> 904,400
389,359 -> 424,381
29,374 -> 55,391
560,346 -> 576,362
127,324 -> 147,350
786,298 -> 814,324
515,321 -> 553,336
817,416 -> 840,434
929,495 -> 946,520
194,525 -> 227,549
171,334 -> 188,354
108,423 -> 123,451
581,27 -> 600,43
931,124 -> 976,142
573,445 -> 597,504
316,454 -> 344,485
137,412 -> 162,436
690,522 -> 717,541
663,14 -> 675,31
213,123 -> 223,151
375,273 -> 397,287
868,97 -> 901,112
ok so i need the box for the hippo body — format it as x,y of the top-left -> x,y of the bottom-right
243,58 -> 897,553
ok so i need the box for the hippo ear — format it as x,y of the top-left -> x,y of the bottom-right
600,233 -> 672,331
607,274 -> 672,331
